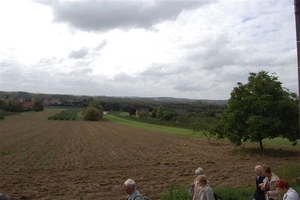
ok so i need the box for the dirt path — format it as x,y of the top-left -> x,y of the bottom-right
0,110 -> 299,199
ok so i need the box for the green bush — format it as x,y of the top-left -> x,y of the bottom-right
84,107 -> 100,121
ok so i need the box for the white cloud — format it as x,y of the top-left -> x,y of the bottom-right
0,0 -> 297,100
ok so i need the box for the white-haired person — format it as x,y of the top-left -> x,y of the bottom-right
189,167 -> 205,198
253,165 -> 265,200
123,179 -> 142,200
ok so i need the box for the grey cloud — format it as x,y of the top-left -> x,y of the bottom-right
139,63 -> 190,77
0,61 -> 23,87
110,72 -> 136,83
95,40 -> 107,51
38,56 -> 64,64
69,47 -> 89,59
41,0 -> 212,32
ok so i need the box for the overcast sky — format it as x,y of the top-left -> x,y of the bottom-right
0,0 -> 297,100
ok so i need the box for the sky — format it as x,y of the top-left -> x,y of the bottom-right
0,0 -> 297,100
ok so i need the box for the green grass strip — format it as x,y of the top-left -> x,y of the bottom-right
104,114 -> 197,136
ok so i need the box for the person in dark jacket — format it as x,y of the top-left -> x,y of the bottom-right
0,193 -> 9,200
253,165 -> 265,200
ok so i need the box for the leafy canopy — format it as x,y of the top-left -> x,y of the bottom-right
214,71 -> 299,151
84,100 -> 104,121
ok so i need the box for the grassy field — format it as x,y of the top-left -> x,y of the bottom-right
104,113 -> 300,148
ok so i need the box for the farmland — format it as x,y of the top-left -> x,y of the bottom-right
0,110 -> 300,200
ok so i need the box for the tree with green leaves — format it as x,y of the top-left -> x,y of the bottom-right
156,106 -> 164,119
84,107 -> 101,121
34,100 -> 44,111
82,100 -> 104,121
87,100 -> 103,120
214,71 -> 299,151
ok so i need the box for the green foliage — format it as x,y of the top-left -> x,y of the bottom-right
104,114 -> 196,136
162,110 -> 178,121
0,110 -> 4,120
84,107 -> 100,121
214,71 -> 299,151
190,118 -> 216,133
138,110 -> 149,118
160,184 -> 190,200
1,99 -> 23,112
230,147 -> 298,159
34,100 -> 44,111
48,110 -> 78,121
88,100 -> 103,119
156,106 -> 164,119
203,110 -> 216,117
276,161 -> 300,185
212,187 -> 253,200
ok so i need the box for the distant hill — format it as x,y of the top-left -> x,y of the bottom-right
0,91 -> 228,105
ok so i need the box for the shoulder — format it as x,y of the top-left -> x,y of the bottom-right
132,190 -> 142,200
262,177 -> 268,183
271,173 -> 279,181
204,185 -> 213,192
287,188 -> 299,197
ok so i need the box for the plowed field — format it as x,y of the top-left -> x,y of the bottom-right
0,110 -> 299,200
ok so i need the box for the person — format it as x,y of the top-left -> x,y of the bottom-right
123,179 -> 142,200
275,179 -> 299,200
253,165 -> 266,200
189,167 -> 205,198
193,175 -> 214,200
259,164 -> 280,200
0,193 -> 9,200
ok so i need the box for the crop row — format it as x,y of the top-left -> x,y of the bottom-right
48,110 -> 78,121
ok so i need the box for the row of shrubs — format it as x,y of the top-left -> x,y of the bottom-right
48,110 -> 78,121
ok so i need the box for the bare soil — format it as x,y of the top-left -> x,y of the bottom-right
0,110 -> 299,200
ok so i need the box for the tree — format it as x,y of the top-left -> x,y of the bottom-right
88,100 -> 103,119
156,106 -> 164,119
7,100 -> 23,112
34,100 -> 44,111
214,71 -> 299,151
84,107 -> 100,121
129,107 -> 137,116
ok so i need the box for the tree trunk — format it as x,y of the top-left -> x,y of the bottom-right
259,139 -> 263,151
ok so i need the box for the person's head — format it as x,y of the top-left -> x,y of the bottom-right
254,165 -> 263,176
123,179 -> 136,195
276,179 -> 290,194
195,167 -> 204,175
262,164 -> 272,178
197,175 -> 207,186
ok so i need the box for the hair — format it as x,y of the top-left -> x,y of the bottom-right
195,167 -> 204,175
276,180 -> 290,190
262,164 -> 271,174
198,175 -> 207,184
124,179 -> 136,189
255,165 -> 262,171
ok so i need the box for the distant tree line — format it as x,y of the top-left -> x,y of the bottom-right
0,99 -> 44,112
